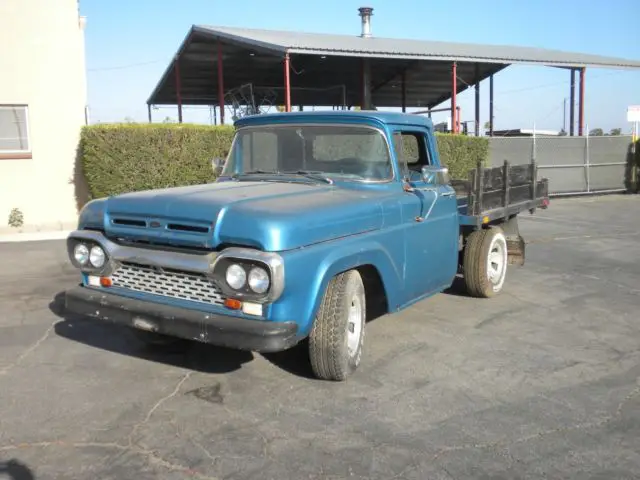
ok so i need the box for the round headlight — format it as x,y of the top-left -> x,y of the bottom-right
248,267 -> 270,294
225,264 -> 246,290
89,245 -> 106,268
73,243 -> 89,265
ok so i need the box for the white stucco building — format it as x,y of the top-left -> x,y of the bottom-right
0,0 -> 87,233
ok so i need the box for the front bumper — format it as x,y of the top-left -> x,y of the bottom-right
64,286 -> 300,353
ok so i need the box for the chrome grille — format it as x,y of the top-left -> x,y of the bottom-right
111,263 -> 225,306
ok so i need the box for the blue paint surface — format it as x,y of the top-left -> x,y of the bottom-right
76,111 -> 472,339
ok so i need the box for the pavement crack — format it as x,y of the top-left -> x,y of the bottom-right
144,447 -> 220,479
0,440 -> 128,453
0,439 -> 219,479
613,380 -> 640,418
128,370 -> 194,446
0,322 -> 54,377
192,439 -> 220,467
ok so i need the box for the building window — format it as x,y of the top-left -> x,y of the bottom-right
0,105 -> 31,159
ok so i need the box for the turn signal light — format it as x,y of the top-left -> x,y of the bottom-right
100,277 -> 112,287
224,298 -> 242,310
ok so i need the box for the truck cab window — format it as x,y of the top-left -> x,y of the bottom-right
393,131 -> 431,181
225,125 -> 393,181
241,131 -> 278,172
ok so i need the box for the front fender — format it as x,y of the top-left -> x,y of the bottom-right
78,198 -> 107,230
270,230 -> 405,336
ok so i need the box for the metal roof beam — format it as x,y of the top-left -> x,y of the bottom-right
371,61 -> 419,93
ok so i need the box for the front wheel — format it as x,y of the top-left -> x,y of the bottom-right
309,270 -> 366,381
463,226 -> 508,298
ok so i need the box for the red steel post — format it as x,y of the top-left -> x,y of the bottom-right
284,52 -> 291,112
578,67 -> 586,136
451,62 -> 457,133
217,41 -> 225,125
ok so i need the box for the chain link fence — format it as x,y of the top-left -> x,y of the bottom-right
488,135 -> 638,196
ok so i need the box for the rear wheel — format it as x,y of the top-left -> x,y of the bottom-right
309,270 -> 366,381
463,227 -> 508,298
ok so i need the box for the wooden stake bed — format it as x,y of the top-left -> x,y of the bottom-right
453,160 -> 550,227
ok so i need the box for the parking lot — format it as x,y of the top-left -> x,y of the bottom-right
0,194 -> 639,480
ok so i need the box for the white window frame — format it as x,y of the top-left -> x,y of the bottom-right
0,104 -> 31,155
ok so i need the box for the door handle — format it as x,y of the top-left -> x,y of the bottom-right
440,190 -> 455,197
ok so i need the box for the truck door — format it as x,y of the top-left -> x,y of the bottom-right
393,128 -> 459,302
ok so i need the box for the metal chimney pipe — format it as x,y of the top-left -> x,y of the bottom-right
358,7 -> 373,38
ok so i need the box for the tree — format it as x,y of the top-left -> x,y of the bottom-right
484,120 -> 492,131
589,128 -> 604,136
609,128 -> 622,136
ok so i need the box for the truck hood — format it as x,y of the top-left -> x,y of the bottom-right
102,180 -> 385,251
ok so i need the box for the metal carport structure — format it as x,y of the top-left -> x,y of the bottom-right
146,7 -> 640,136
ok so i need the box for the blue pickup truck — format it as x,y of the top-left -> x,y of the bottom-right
64,111 -> 549,381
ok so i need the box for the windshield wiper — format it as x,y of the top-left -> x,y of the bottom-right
227,169 -> 279,180
228,169 -> 333,184
282,170 -> 333,184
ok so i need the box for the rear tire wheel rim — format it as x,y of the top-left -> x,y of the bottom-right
347,294 -> 363,358
487,233 -> 507,292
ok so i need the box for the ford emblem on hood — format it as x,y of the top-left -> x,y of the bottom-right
149,220 -> 161,228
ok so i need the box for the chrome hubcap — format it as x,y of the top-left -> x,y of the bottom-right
347,295 -> 363,357
487,235 -> 507,289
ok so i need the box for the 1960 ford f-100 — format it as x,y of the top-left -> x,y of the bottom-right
64,111 -> 549,381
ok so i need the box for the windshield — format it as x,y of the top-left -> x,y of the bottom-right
221,124 -> 393,182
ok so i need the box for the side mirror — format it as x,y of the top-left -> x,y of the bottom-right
212,157 -> 225,176
421,166 -> 450,186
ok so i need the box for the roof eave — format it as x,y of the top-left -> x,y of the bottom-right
147,26 -> 289,105
193,25 -> 287,55
286,47 -> 640,69
146,26 -> 197,105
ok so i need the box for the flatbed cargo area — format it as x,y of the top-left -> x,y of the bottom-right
453,160 -> 549,227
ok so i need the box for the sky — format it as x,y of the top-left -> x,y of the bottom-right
80,0 -> 640,133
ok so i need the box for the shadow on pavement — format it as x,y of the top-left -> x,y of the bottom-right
50,291 -> 254,375
442,275 -> 469,297
49,291 -> 314,378
261,340 -> 315,379
0,459 -> 35,480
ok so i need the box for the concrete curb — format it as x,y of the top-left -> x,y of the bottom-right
0,230 -> 71,243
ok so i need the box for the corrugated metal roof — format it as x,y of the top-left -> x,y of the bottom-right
196,25 -> 640,69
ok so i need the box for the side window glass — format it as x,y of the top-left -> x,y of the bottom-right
402,134 -> 420,166
393,131 -> 431,180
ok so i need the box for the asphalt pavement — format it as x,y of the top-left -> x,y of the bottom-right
0,194 -> 639,480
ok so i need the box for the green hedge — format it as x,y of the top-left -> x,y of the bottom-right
435,133 -> 489,180
79,124 -> 235,199
79,124 -> 488,200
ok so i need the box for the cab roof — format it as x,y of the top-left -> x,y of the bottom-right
234,110 -> 434,129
